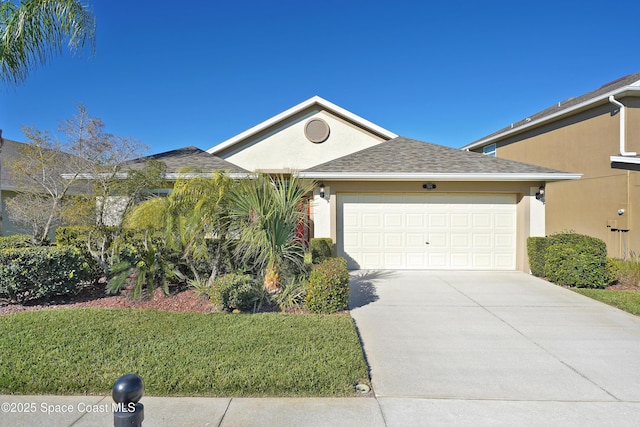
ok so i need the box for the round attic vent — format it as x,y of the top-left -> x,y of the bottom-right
304,118 -> 330,143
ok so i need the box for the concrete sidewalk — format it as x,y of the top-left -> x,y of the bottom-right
3,394 -> 640,426
0,395 -> 385,426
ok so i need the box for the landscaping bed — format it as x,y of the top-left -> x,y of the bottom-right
0,283 -> 218,316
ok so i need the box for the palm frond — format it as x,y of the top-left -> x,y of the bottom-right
1,0 -> 96,86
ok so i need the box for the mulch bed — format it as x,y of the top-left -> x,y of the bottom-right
0,283 -> 217,316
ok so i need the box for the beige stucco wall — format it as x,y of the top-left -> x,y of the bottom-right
219,109 -> 386,172
312,180 -> 542,272
476,97 -> 640,257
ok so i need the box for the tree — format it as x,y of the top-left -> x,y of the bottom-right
5,104 -> 153,243
6,125 -> 86,242
228,174 -> 315,291
0,0 -> 95,86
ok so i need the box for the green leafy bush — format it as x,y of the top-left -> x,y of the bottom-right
526,236 -> 548,277
209,274 -> 266,312
310,238 -> 334,264
0,234 -> 36,249
0,246 -> 89,303
305,257 -> 350,314
55,226 -> 107,283
543,232 -> 611,288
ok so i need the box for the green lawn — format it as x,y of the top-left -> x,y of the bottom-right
0,309 -> 369,397
572,289 -> 640,316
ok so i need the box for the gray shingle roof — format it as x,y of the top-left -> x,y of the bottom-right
125,146 -> 247,173
0,138 -> 22,189
469,71 -> 640,146
304,137 -> 572,175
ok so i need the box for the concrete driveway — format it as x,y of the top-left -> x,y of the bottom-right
349,271 -> 640,426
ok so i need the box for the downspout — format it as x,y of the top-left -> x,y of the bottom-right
609,95 -> 636,156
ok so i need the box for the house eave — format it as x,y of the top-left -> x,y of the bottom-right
298,172 -> 582,182
463,86 -> 640,151
63,172 -> 249,180
610,155 -> 640,165
207,96 -> 398,155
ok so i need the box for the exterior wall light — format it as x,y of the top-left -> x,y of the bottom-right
422,183 -> 437,190
535,185 -> 545,203
319,183 -> 325,199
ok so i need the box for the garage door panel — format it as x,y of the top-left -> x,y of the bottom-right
362,213 -> 382,227
343,213 -> 360,227
338,193 -> 516,270
473,234 -> 492,248
472,253 -> 492,268
451,214 -> 470,228
384,253 -> 404,268
451,234 -> 469,248
362,233 -> 381,247
450,253 -> 470,268
473,213 -> 492,228
428,233 -> 448,247
406,214 -> 425,228
384,233 -> 403,247
495,234 -> 515,248
384,213 -> 403,228
406,233 -> 426,248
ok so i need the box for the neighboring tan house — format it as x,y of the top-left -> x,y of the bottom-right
462,72 -> 640,259
196,96 -> 578,271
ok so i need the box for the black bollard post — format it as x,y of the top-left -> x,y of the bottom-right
112,373 -> 144,427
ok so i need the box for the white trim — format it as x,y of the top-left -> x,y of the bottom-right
298,172 -> 582,182
611,155 -> 640,164
207,96 -> 398,155
463,86 -> 640,151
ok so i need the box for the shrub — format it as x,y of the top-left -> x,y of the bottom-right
609,257 -> 640,287
55,226 -> 106,283
310,238 -> 334,264
305,257 -> 350,314
526,236 -> 548,277
273,277 -> 307,312
0,234 -> 37,249
543,232 -> 611,288
0,246 -> 89,303
209,274 -> 266,312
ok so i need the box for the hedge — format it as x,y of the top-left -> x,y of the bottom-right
0,234 -> 36,250
310,238 -> 334,264
526,236 -> 549,277
0,246 -> 90,303
529,232 -> 612,288
305,257 -> 350,314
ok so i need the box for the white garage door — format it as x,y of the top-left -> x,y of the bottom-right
337,193 -> 516,270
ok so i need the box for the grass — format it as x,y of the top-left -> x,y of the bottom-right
571,289 -> 640,316
0,309 -> 369,397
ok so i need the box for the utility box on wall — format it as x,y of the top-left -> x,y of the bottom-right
608,204 -> 630,231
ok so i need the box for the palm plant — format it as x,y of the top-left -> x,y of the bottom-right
124,171 -> 233,288
1,0 -> 96,86
228,174 -> 314,291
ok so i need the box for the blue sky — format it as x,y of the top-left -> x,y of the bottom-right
2,0 -> 640,155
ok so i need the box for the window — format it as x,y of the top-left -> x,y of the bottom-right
483,143 -> 496,157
